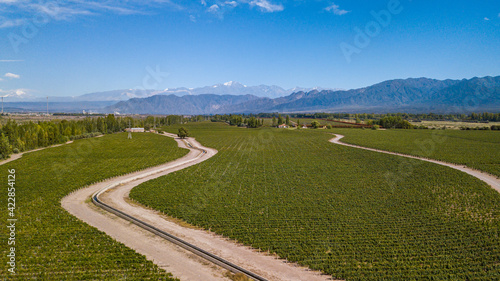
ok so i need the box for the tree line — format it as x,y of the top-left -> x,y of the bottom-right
254,112 -> 500,122
0,115 -> 173,159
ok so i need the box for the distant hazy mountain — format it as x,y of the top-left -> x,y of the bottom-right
71,89 -> 159,102
107,94 -> 260,115
106,76 -> 500,114
68,82 -> 332,102
2,82 -> 332,113
166,81 -> 336,99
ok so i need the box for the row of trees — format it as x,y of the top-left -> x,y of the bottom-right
254,112 -> 500,122
369,116 -> 414,129
211,115 -> 265,128
0,114 -> 244,159
0,115 -> 159,159
271,114 -> 291,126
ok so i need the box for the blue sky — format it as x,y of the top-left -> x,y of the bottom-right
0,0 -> 499,98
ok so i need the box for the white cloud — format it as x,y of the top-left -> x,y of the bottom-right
325,3 -> 349,15
75,2 -> 141,15
189,15 -> 196,22
207,4 -> 220,13
31,4 -> 93,20
0,0 -> 184,26
484,17 -> 490,21
225,1 -> 238,8
4,73 -> 20,79
249,0 -> 283,13
0,18 -> 25,28
0,0 -> 288,26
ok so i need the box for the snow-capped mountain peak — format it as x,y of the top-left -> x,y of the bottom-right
15,82 -> 338,102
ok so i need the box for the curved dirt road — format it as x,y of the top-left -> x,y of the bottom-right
330,134 -> 500,193
63,133 -> 332,281
0,140 -> 74,166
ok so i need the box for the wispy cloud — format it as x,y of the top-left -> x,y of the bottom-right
0,0 -> 24,3
70,1 -> 142,16
207,4 -> 220,13
0,0 -> 289,25
325,3 -> 349,16
4,73 -> 20,79
225,1 -> 238,8
484,17 -> 490,21
31,4 -> 93,20
0,60 -> 24,62
0,0 -> 183,25
204,1 -> 243,18
0,18 -> 25,28
249,0 -> 283,13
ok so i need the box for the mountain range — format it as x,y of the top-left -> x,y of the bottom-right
1,82 -> 332,112
3,82 -> 331,103
3,76 -> 499,114
106,76 -> 500,114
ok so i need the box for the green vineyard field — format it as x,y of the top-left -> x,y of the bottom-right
131,123 -> 500,280
0,133 -> 187,280
335,129 -> 500,177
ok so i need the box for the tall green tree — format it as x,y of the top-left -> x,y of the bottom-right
247,117 -> 260,128
0,133 -> 12,159
177,127 -> 189,139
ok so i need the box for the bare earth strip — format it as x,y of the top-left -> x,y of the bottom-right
62,133 -> 332,281
330,134 -> 500,193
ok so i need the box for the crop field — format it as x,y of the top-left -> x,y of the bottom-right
409,120 -> 500,130
0,133 -> 187,280
131,123 -> 500,280
335,129 -> 500,178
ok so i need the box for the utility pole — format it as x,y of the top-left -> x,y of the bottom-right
46,96 -> 49,116
1,96 -> 3,114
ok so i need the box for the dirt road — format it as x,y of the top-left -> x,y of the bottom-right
0,140 -> 74,166
63,133 -> 332,281
330,134 -> 500,193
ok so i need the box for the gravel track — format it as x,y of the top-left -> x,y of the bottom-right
330,134 -> 500,193
62,133 -> 332,281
